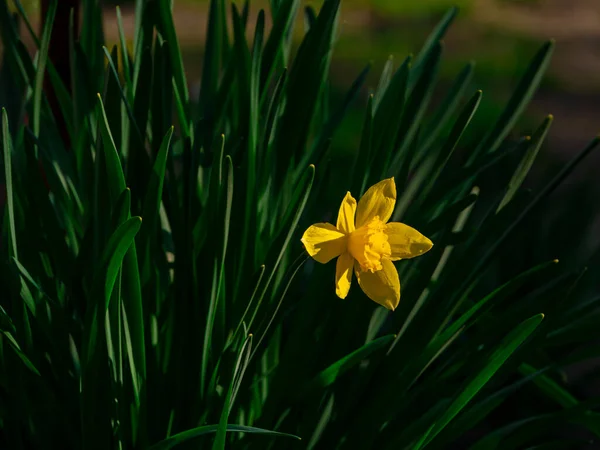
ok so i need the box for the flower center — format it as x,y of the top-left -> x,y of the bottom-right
348,216 -> 391,272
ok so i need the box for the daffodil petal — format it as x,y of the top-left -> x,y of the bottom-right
386,222 -> 433,260
336,192 -> 357,234
355,178 -> 397,228
335,252 -> 354,299
301,223 -> 347,264
354,259 -> 400,310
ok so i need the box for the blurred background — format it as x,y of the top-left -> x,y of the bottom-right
11,0 -> 600,166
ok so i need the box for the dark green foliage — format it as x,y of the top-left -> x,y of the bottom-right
0,1 -> 599,449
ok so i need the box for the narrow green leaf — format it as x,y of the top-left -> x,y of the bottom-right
305,334 -> 395,392
299,64 -> 370,176
353,93 -> 374,196
98,217 -> 143,309
150,424 -> 300,450
423,192 -> 478,235
32,0 -> 56,140
497,114 -> 553,211
248,164 -> 314,329
86,217 -> 142,365
140,126 -> 173,283
260,67 -> 287,167
474,40 -> 554,158
261,0 -> 300,89
518,363 -> 577,408
201,153 -> 233,397
373,55 -> 394,111
102,46 -> 143,144
116,6 -> 132,91
390,42 -> 442,177
433,260 -> 558,342
410,6 -> 457,87
213,334 -> 253,449
156,0 -> 189,102
96,94 -> 126,197
2,108 -> 17,259
414,313 -> 544,449
458,136 -> 599,294
250,254 -> 308,360
1,331 -> 40,376
418,62 -> 475,159
370,55 -> 411,170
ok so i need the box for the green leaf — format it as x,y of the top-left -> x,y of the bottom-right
2,108 -> 17,259
201,152 -> 233,397
272,0 -> 340,173
352,93 -> 374,196
518,363 -> 577,409
247,164 -> 314,329
390,42 -> 442,178
433,260 -> 557,342
150,424 -> 300,450
96,217 -> 143,311
497,114 -> 553,211
409,6 -> 457,88
101,46 -> 143,145
85,216 -> 142,372
1,330 -> 40,376
473,40 -> 554,158
140,126 -> 173,283
116,6 -> 133,93
96,94 -> 126,197
299,64 -> 370,176
156,0 -> 189,103
418,62 -> 475,160
373,55 -> 394,111
370,55 -> 411,179
261,0 -> 300,89
458,135 -> 599,294
413,313 -> 544,449
250,254 -> 309,360
213,334 -> 253,449
304,334 -> 396,392
32,0 -> 56,140
416,88 -> 482,209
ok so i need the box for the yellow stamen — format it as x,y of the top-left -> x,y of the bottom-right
348,216 -> 391,272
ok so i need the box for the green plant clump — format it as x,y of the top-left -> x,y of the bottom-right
1,0 -> 599,449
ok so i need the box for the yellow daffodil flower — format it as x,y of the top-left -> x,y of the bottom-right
301,177 -> 433,310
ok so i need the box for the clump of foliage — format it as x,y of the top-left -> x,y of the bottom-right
1,0 -> 599,449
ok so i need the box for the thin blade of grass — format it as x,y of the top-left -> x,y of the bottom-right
414,313 -> 544,449
497,114 -> 553,212
2,109 -> 17,259
150,424 -> 300,450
